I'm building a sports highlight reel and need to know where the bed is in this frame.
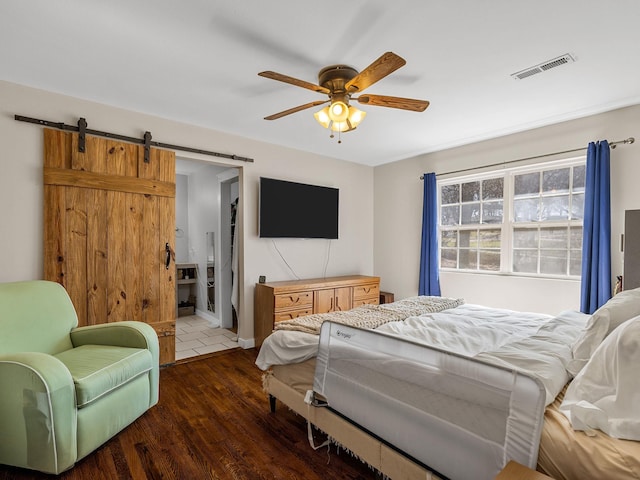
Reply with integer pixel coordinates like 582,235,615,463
256,293,640,480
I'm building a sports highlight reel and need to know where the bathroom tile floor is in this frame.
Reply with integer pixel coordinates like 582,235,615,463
175,314,239,361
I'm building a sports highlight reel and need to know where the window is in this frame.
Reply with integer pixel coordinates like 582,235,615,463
439,159,585,277
440,178,503,271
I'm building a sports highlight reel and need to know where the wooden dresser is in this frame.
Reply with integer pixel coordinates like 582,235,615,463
254,275,380,346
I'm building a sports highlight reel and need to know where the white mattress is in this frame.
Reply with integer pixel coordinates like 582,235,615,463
258,303,588,405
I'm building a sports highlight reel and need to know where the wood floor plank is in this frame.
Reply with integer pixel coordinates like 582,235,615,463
0,349,375,480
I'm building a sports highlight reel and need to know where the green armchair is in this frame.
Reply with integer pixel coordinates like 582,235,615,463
0,280,159,474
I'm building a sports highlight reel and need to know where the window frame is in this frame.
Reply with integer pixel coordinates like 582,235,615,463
437,156,586,279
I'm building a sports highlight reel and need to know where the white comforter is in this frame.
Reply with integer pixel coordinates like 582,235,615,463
256,304,589,405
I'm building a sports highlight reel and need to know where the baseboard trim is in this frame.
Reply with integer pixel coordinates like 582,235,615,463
238,337,255,349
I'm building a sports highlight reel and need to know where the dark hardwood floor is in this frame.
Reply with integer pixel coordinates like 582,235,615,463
0,349,376,480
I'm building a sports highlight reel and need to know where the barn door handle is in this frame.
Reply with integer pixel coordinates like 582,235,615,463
165,243,172,270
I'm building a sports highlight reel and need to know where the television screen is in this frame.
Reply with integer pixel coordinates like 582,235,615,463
259,177,339,239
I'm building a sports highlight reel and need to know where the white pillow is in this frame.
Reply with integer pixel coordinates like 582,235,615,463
568,287,640,376
560,315,640,440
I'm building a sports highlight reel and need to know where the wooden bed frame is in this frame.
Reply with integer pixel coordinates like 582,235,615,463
264,372,444,480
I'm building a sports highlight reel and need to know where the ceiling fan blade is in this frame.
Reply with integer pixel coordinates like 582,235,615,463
345,52,406,92
258,71,330,94
356,94,430,112
264,100,329,120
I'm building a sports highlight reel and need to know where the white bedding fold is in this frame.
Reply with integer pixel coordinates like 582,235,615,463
560,315,640,440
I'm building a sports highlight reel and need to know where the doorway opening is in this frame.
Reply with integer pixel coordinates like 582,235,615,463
174,158,240,361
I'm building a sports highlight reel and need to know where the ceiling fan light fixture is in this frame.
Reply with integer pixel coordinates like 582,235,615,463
315,104,366,132
313,106,331,128
328,100,349,122
347,106,366,128
330,121,351,133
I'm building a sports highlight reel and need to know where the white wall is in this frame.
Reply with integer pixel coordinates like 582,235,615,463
175,174,190,262
188,164,218,315
0,80,375,346
374,105,640,314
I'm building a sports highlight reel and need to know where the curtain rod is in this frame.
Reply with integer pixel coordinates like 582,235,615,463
14,115,254,163
420,137,635,179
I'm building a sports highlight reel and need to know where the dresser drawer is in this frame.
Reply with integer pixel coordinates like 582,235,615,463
353,297,379,308
352,283,380,300
274,291,313,309
274,308,313,322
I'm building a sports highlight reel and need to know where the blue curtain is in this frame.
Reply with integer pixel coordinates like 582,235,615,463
580,140,611,314
419,173,441,296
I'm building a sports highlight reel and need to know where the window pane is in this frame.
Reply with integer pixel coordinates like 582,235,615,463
570,227,582,249
514,228,538,248
459,230,478,248
441,184,459,205
482,201,503,224
459,249,477,269
513,250,538,273
482,178,503,200
543,168,570,193
571,193,584,220
540,250,568,275
514,198,539,222
540,195,569,221
514,172,540,197
479,250,500,271
540,227,567,249
573,165,586,192
441,248,457,268
441,205,459,225
461,203,480,224
441,230,457,248
462,181,480,202
478,229,501,249
570,249,582,276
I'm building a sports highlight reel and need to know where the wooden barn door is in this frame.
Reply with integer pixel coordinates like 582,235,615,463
43,128,176,365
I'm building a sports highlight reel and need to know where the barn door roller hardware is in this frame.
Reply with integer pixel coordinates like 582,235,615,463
144,131,152,163
78,117,88,153
14,115,254,163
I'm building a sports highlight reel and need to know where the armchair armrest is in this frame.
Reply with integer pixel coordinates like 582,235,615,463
0,352,77,474
70,321,160,406
70,320,158,352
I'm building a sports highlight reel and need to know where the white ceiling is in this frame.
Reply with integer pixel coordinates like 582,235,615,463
2,0,639,167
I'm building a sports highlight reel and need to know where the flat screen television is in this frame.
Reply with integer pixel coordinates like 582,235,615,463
259,177,339,239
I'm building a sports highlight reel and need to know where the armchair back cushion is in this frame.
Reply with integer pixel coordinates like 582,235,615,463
0,280,77,355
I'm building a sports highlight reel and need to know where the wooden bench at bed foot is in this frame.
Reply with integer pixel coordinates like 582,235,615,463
495,461,554,480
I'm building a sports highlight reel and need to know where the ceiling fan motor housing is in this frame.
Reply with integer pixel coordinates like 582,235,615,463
318,65,359,95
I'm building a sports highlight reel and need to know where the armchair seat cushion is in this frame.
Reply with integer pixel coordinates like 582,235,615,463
54,345,152,408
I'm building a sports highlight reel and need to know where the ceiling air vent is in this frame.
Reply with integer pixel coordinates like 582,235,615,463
511,53,576,80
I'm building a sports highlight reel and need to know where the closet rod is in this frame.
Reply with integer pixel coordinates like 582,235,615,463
14,114,254,163
420,137,635,179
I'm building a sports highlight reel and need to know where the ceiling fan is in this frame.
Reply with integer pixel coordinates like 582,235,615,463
258,52,429,139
